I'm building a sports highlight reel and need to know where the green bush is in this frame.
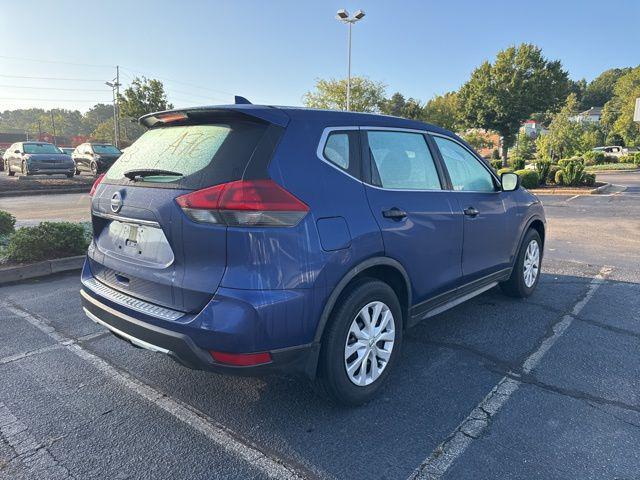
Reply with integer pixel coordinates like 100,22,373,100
582,151,606,166
497,167,514,176
558,157,583,168
6,222,89,263
634,152,640,166
514,169,540,189
562,161,586,187
618,155,635,164
555,169,564,185
533,161,551,185
490,159,503,170
509,157,526,170
548,165,561,184
604,154,619,164
583,173,596,187
0,210,16,236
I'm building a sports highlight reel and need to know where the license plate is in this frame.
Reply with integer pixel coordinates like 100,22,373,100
126,225,139,247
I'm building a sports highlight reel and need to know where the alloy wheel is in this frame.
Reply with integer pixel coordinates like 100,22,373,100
523,239,540,288
344,301,395,386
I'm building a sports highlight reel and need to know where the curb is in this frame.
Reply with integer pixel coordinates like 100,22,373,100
529,183,608,195
588,168,640,174
0,187,91,198
0,255,84,285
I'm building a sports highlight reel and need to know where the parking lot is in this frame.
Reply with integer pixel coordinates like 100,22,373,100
1,172,639,480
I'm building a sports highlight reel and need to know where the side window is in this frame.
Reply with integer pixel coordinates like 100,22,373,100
321,130,360,178
433,136,496,192
367,131,441,190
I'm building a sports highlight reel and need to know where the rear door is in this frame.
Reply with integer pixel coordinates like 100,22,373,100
362,129,463,306
430,135,510,281
89,112,281,313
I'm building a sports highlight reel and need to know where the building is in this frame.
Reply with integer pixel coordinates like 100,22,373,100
520,120,548,139
570,107,602,124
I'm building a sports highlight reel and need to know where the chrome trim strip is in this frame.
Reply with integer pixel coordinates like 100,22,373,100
82,277,184,321
92,210,160,228
83,307,170,354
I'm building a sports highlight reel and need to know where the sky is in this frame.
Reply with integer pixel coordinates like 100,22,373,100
0,0,639,112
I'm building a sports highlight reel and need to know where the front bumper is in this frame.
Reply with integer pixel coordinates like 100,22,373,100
80,284,320,377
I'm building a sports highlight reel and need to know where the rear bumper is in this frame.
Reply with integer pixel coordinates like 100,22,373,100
80,286,320,377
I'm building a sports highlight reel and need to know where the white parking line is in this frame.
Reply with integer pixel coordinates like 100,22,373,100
408,265,612,480
0,301,306,480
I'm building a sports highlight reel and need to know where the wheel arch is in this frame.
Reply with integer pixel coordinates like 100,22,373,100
313,257,412,346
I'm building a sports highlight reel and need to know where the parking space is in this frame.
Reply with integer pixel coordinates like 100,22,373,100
1,172,639,479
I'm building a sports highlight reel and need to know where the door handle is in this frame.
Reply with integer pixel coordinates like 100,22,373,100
382,207,407,220
463,206,479,217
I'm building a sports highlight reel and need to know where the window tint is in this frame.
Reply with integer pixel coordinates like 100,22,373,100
323,132,350,169
23,143,60,154
93,144,121,155
367,131,441,190
433,136,496,192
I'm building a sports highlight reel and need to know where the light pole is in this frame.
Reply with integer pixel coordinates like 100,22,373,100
336,9,365,111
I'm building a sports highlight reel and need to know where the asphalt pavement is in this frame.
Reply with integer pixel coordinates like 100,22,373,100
0,172,639,479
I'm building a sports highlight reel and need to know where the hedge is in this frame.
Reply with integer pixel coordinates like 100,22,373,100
6,222,90,263
0,210,15,236
497,167,513,176
514,169,539,189
583,151,606,166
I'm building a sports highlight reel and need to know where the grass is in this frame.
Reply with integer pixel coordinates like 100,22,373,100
585,162,638,171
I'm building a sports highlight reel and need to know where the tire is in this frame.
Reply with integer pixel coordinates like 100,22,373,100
316,279,403,406
7,165,14,176
90,162,98,176
500,228,542,298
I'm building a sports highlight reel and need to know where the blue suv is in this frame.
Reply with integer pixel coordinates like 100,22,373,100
80,102,545,405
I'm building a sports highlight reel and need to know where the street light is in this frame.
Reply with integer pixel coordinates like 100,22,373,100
335,9,365,111
105,66,121,148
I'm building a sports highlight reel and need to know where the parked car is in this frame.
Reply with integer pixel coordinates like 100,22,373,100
0,149,5,171
72,143,122,176
59,147,75,155
4,141,75,178
80,103,546,405
593,146,628,158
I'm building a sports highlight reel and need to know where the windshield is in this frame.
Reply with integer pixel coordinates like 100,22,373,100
92,144,121,155
23,143,61,154
104,121,268,188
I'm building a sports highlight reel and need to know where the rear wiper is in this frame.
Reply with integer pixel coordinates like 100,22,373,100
124,169,184,181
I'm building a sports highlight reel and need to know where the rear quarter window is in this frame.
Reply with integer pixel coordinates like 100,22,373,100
104,120,271,190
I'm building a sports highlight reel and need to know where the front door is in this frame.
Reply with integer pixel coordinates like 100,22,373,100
431,135,510,282
363,129,463,306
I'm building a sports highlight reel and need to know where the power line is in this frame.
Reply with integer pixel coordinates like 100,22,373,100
0,74,104,82
0,54,113,68
120,66,236,98
0,97,111,103
0,84,107,92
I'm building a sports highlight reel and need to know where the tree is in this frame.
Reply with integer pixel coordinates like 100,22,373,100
581,68,631,109
83,104,114,134
535,94,587,160
460,130,495,151
457,44,569,165
303,77,386,112
118,77,173,120
512,131,536,160
381,92,407,117
91,119,117,143
423,92,459,131
600,66,640,147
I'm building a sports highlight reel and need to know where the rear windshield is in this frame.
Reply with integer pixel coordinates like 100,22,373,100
93,144,121,155
104,121,269,189
23,143,60,154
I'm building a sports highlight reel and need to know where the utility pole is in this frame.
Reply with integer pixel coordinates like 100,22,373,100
106,65,121,148
50,111,57,145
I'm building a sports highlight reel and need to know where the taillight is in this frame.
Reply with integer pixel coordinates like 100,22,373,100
175,179,309,227
210,350,272,366
89,173,105,197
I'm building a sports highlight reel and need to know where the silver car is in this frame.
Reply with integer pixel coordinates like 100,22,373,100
4,142,75,178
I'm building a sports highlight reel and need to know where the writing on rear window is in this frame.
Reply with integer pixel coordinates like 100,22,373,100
106,125,231,182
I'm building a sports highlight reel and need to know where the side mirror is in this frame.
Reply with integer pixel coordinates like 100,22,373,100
14,150,20,154
501,172,520,192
